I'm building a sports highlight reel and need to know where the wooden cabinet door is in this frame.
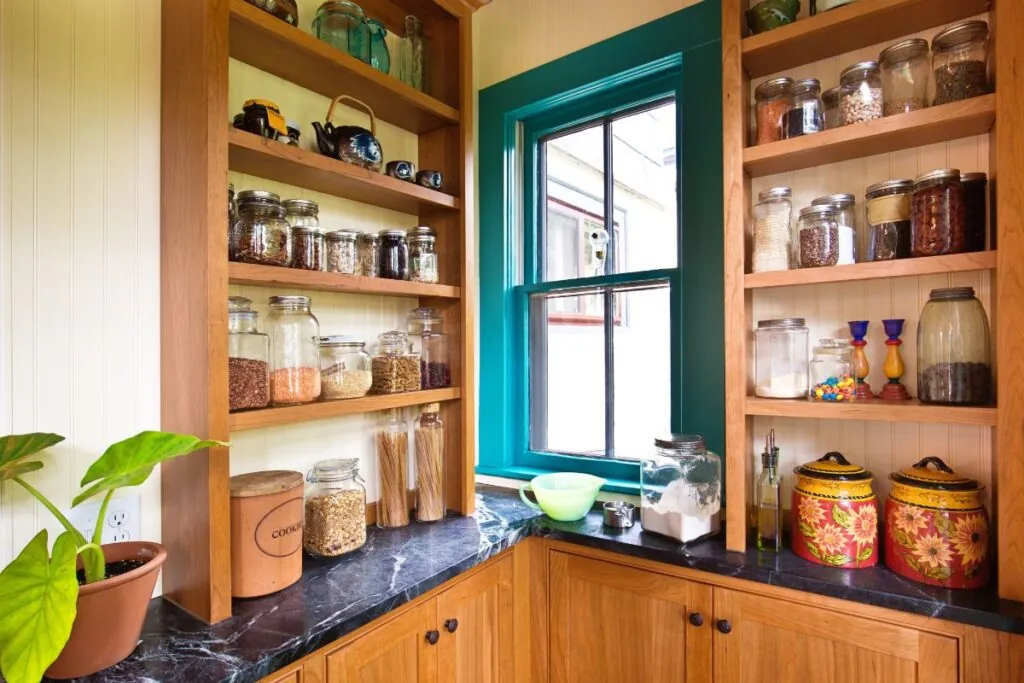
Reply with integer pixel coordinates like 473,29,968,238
326,600,438,683
436,555,514,683
713,587,958,683
549,550,713,683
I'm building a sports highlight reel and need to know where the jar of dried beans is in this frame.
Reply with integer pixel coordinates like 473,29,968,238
291,227,325,271
754,77,793,146
751,187,793,273
839,60,883,125
408,226,439,283
784,78,824,139
918,287,991,405
797,205,841,268
371,331,421,394
379,229,409,280
408,307,451,389
810,193,856,264
325,230,358,274
961,172,988,252
304,458,367,557
357,232,380,277
319,336,372,400
228,308,270,412
879,38,929,116
932,20,990,106
267,295,321,405
865,179,913,261
233,190,292,266
911,168,965,257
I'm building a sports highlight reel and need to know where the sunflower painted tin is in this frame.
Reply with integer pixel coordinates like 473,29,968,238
885,457,989,589
791,452,878,569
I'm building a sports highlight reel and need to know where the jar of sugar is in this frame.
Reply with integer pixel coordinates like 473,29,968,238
640,434,722,544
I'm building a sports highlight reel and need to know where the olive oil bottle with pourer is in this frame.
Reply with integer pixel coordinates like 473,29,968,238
756,429,783,552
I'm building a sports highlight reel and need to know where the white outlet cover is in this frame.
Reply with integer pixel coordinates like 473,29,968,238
67,493,141,545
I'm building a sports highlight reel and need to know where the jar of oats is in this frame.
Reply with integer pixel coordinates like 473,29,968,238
319,336,372,400
304,458,367,558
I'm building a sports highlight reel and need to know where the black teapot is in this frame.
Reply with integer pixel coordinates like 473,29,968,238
312,95,383,172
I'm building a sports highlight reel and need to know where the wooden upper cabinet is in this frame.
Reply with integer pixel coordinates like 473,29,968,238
549,551,713,683
326,600,438,683
712,587,958,683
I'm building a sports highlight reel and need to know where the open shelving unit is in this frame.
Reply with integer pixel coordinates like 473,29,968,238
722,0,1024,602
161,0,478,623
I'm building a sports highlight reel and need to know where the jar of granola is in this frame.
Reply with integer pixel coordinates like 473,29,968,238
357,232,381,277
326,230,359,274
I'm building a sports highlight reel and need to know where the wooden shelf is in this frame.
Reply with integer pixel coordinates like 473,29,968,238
230,387,461,432
744,95,995,176
742,0,993,78
228,0,459,134
228,128,459,215
745,251,996,289
229,262,461,298
745,396,997,426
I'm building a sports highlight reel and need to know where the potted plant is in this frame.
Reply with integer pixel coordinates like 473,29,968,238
0,431,226,683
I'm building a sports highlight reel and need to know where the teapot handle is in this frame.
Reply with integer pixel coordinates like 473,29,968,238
912,456,955,473
819,451,852,466
326,95,378,137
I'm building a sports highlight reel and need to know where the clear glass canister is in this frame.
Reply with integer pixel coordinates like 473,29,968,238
961,172,988,252
809,339,856,401
911,168,965,257
284,198,320,231
379,229,409,280
751,187,793,273
228,183,239,260
233,190,291,267
228,309,270,412
304,458,367,557
408,226,439,283
312,1,370,63
811,193,856,264
918,287,992,405
229,295,252,312
755,318,809,399
371,330,421,394
408,307,450,389
797,205,840,268
822,86,841,130
291,227,325,271
839,60,883,125
318,335,372,400
266,295,321,405
377,408,410,528
865,179,913,261
357,232,380,277
640,434,721,543
784,78,824,139
879,38,930,116
754,77,793,146
415,404,445,522
932,20,990,105
398,15,424,91
367,19,390,74
325,230,359,274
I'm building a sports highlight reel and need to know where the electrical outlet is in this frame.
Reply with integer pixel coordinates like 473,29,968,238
67,494,141,545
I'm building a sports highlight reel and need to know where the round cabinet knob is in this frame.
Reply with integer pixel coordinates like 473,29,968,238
444,618,459,633
716,619,732,635
688,612,704,627
425,630,440,645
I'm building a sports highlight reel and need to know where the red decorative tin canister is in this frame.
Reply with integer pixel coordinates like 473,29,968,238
791,452,878,569
885,457,989,589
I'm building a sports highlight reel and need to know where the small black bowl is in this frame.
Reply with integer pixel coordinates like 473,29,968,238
415,170,444,190
385,160,416,182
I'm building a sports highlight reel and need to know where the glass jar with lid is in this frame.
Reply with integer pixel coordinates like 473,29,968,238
357,232,380,277
911,168,965,257
312,1,370,63
754,77,793,146
784,78,824,139
822,86,841,130
755,318,809,399
839,60,883,125
233,190,291,266
325,230,358,274
379,229,409,280
640,434,721,544
283,198,320,231
371,330,421,394
797,205,841,268
318,336,372,400
303,458,367,557
751,187,793,273
811,193,857,264
228,308,270,412
408,226,439,283
865,179,913,260
228,183,239,261
408,307,450,389
229,295,252,312
266,295,321,405
932,20,990,105
961,172,988,252
918,287,991,405
377,408,410,528
415,404,445,522
809,339,856,401
879,38,930,116
291,227,325,271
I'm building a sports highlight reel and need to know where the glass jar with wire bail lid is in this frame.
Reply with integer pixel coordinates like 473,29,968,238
784,78,824,139
266,295,321,405
751,187,793,273
932,20,990,105
325,230,359,274
879,38,930,115
228,307,270,412
303,458,367,558
640,434,721,544
754,77,793,146
911,168,965,257
811,193,856,264
233,190,292,266
797,204,841,268
318,336,372,400
865,179,913,260
379,229,409,280
357,232,380,277
839,60,883,125
755,318,809,399
408,226,439,283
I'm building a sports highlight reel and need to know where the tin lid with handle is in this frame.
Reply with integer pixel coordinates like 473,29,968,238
794,451,872,481
230,470,304,498
890,456,982,492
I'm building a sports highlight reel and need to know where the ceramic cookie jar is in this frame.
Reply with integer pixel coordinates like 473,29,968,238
791,452,879,569
885,457,990,589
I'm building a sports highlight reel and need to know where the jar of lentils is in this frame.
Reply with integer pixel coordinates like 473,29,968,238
326,230,359,274
839,60,883,125
911,168,965,257
408,226,439,283
879,38,929,115
266,295,321,405
380,229,409,280
932,20,990,106
797,205,841,268
357,232,381,277
865,179,913,261
810,193,856,264
754,77,793,146
291,227,325,271
233,190,291,266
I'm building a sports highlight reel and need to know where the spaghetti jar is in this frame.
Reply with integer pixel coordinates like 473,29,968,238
415,404,446,522
377,408,410,528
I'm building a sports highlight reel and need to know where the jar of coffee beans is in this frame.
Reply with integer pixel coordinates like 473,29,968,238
754,77,793,145
379,229,409,280
797,204,841,268
233,190,292,266
839,61,883,125
932,20,990,106
911,169,965,257
918,287,991,405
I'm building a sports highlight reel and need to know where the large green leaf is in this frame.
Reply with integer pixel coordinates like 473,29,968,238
0,531,79,683
0,433,64,482
73,431,227,506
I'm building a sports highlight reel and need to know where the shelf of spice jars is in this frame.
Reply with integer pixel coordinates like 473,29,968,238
229,387,461,432
744,396,997,426
743,94,995,177
741,0,992,79
228,129,460,215
744,251,996,289
228,262,461,299
228,0,459,134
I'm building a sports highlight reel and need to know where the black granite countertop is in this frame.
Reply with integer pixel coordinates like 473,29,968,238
67,485,1024,683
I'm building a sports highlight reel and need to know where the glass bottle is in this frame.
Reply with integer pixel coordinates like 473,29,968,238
312,1,370,63
784,78,824,139
357,232,381,277
415,404,445,522
408,307,450,389
755,430,782,552
754,77,793,146
325,230,359,274
318,336,372,400
233,190,291,266
754,318,808,399
797,205,840,268
865,179,913,260
367,19,390,74
371,330,421,394
377,408,410,528
911,168,966,257
932,20,990,105
879,38,929,115
228,309,270,412
379,229,409,280
408,226,439,283
304,458,367,557
398,15,425,91
639,434,722,543
266,295,321,405
810,193,856,264
839,60,883,125
809,339,856,401
918,287,992,405
751,187,793,273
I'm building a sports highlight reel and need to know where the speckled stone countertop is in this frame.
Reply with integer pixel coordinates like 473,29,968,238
65,485,1024,683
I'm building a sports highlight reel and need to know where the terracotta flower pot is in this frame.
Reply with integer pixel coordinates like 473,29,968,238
46,541,166,680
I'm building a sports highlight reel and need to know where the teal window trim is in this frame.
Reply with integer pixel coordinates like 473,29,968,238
478,2,725,498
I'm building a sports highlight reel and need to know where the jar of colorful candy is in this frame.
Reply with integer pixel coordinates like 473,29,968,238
809,339,856,402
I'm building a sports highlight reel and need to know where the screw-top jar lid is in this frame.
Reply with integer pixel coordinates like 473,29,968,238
932,20,989,52
236,189,281,204
914,168,961,187
816,338,851,349
792,78,821,95
319,335,365,347
229,295,252,312
865,179,913,197
325,229,359,242
230,470,303,498
754,77,793,100
758,187,791,201
291,226,320,236
757,317,806,329
812,193,855,208
408,226,436,238
794,451,872,482
282,198,319,214
379,228,407,238
878,38,929,67
840,60,880,84
822,86,841,105
269,295,311,308
654,433,706,454
961,171,987,183
307,457,360,483
799,204,836,219
357,231,380,244
929,286,975,301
